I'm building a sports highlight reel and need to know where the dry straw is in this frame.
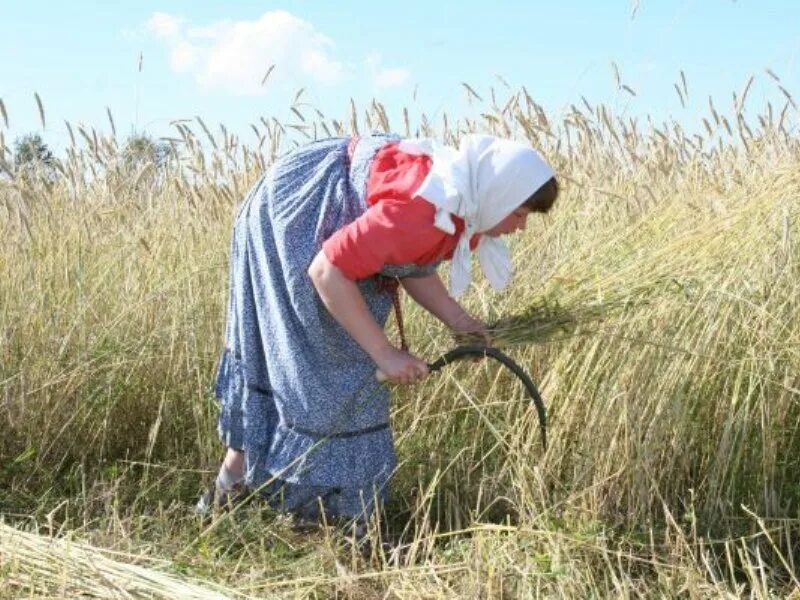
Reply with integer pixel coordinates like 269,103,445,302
0,522,245,600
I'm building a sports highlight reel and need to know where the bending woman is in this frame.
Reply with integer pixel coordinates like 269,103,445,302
196,133,559,523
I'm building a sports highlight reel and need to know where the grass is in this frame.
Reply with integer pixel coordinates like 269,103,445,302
1,76,799,598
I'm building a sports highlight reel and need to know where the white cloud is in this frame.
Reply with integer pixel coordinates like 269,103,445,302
365,53,410,88
146,10,348,95
147,12,183,41
302,50,346,85
170,41,197,72
375,67,411,87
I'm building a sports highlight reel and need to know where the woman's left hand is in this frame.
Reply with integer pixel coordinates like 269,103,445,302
450,314,493,347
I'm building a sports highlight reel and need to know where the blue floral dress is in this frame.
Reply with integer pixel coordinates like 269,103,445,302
214,134,438,520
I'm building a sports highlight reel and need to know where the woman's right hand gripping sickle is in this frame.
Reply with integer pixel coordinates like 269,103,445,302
374,345,429,385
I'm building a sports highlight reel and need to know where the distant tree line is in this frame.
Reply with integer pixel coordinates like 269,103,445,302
13,133,55,171
5,132,172,180
120,134,172,171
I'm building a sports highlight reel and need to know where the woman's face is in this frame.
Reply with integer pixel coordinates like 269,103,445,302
484,206,531,237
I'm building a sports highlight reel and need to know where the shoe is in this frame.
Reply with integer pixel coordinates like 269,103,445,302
194,480,247,515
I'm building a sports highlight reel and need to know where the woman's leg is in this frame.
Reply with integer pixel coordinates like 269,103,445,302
215,446,245,494
195,447,245,514
223,446,245,474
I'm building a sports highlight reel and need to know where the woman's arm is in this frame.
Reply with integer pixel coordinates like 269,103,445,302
307,250,429,384
400,271,489,340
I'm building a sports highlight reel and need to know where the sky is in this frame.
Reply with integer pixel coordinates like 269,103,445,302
2,1,799,154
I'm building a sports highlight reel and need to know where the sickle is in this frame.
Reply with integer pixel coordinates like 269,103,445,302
377,344,547,450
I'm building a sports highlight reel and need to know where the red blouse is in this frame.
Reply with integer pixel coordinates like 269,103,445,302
322,141,479,280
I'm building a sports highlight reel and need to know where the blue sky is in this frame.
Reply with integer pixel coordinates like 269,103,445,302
2,1,799,153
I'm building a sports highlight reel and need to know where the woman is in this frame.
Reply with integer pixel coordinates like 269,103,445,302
196,133,558,523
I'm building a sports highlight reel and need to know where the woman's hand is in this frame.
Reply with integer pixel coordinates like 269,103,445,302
450,313,493,347
374,346,430,385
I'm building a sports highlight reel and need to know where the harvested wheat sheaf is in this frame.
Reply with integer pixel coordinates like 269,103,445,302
0,522,244,600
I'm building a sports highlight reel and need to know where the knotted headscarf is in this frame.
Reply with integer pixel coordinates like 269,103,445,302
398,135,554,297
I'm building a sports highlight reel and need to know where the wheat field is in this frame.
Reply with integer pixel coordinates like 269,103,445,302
1,78,799,598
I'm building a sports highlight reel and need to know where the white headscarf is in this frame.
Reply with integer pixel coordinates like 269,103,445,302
398,134,555,297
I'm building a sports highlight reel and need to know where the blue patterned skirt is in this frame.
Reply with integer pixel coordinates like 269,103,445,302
213,134,436,520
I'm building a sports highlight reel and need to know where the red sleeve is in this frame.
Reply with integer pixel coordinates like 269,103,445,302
322,198,449,280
